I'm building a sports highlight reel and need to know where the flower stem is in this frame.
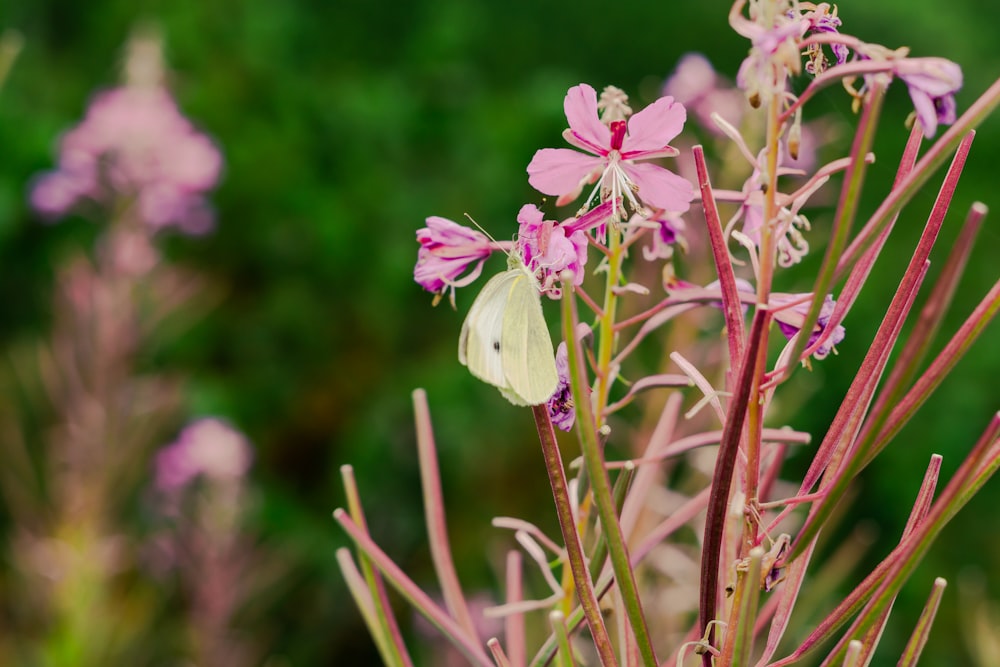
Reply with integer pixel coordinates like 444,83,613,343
531,404,618,667
561,272,657,667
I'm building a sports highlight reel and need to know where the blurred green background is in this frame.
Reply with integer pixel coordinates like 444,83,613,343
1,0,999,664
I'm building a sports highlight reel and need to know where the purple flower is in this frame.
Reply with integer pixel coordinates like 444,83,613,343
772,293,845,359
800,5,849,70
30,86,222,234
527,84,694,213
414,216,493,302
640,210,686,261
895,58,962,138
547,323,592,431
155,418,253,492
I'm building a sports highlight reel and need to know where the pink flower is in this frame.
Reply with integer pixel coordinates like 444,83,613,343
894,58,962,138
526,84,694,214
663,53,747,135
30,86,222,234
415,216,493,302
155,418,253,492
516,204,588,287
515,199,616,292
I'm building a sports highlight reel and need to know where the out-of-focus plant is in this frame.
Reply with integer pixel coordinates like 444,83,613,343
0,25,268,666
336,1,1000,665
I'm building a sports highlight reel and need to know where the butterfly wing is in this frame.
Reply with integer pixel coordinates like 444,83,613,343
459,269,516,389
499,267,558,406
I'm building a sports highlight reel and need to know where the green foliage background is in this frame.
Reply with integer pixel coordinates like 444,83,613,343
1,0,999,664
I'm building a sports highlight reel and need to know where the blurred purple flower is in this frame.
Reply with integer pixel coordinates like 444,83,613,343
801,5,849,70
414,216,493,302
30,86,223,234
772,293,845,359
894,58,962,138
156,418,253,492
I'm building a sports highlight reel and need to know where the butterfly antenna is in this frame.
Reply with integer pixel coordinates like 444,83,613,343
464,213,514,259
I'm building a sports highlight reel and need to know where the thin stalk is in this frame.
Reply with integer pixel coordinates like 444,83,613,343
867,201,985,428
728,547,764,667
336,548,400,667
505,551,526,667
896,578,947,667
334,509,493,667
699,309,769,661
413,389,478,640
531,404,618,667
561,273,656,667
488,638,512,667
341,466,414,667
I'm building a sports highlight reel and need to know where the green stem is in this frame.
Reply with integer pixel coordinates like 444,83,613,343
561,274,656,667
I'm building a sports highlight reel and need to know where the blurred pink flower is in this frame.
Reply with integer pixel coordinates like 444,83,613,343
30,86,222,234
156,418,253,492
895,57,962,138
662,53,746,134
527,84,694,213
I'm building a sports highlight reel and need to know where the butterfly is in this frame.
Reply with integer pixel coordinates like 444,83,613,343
458,253,559,406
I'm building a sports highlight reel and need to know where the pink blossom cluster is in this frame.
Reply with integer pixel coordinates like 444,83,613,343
31,86,222,234
155,418,253,492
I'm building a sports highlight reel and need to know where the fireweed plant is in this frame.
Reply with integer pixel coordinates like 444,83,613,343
3,28,270,665
337,1,1000,665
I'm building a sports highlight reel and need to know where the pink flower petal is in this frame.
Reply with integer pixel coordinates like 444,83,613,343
622,95,687,157
527,148,603,197
563,84,611,155
623,161,694,212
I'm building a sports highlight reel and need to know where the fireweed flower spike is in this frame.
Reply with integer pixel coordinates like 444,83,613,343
731,0,810,107
526,83,695,216
415,216,494,305
30,86,222,234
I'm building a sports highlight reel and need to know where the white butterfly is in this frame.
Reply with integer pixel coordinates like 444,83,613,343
458,254,559,406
